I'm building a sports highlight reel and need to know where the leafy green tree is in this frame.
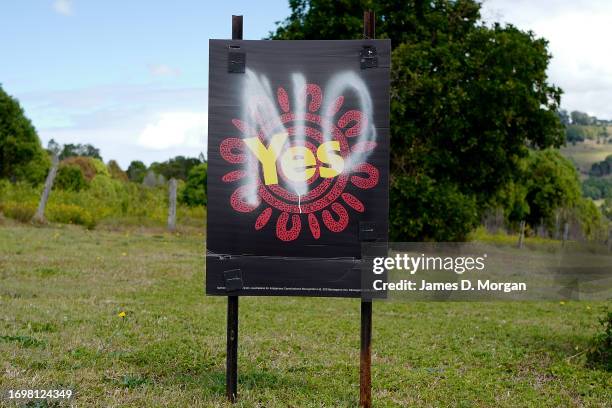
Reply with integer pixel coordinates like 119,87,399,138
55,164,88,192
601,197,612,220
566,125,586,144
582,177,612,200
150,156,202,181
589,155,612,177
523,149,581,226
0,85,50,183
272,0,564,240
127,160,147,183
571,110,594,126
59,143,102,160
180,163,207,206
390,175,477,241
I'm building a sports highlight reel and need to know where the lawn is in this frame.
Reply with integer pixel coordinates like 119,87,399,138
0,222,610,407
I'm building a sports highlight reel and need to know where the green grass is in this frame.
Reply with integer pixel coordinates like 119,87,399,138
0,222,610,407
561,140,612,175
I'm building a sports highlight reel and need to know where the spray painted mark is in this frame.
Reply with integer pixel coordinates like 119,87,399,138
220,69,379,241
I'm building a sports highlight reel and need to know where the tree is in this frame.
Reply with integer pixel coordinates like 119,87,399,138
523,150,581,227
180,163,207,206
59,143,102,160
107,160,128,182
272,0,564,240
55,164,88,192
557,109,570,126
127,160,147,183
0,85,50,183
566,125,586,144
570,110,594,126
589,155,612,177
150,156,202,181
47,139,62,155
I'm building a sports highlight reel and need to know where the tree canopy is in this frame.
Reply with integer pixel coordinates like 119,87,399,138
272,0,565,240
0,85,49,183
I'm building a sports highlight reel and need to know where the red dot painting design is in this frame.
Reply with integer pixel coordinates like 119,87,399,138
220,82,380,242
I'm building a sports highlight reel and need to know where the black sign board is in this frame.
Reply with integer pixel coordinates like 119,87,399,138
206,39,390,297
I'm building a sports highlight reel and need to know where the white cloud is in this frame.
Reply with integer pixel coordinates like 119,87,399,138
481,0,612,119
53,0,73,16
17,84,208,167
148,64,182,78
138,112,207,150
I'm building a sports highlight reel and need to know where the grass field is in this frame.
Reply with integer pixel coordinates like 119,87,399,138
561,140,612,175
0,222,610,407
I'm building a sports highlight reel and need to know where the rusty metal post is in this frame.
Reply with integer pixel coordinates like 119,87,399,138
226,15,243,404
360,11,375,408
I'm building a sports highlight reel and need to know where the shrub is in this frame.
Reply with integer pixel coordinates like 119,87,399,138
91,158,110,177
108,160,128,182
127,160,147,183
180,163,207,206
390,175,479,241
61,156,98,181
55,164,88,192
47,203,96,229
0,201,36,223
586,308,612,372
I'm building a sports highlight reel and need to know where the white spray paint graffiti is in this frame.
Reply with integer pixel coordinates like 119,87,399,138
320,70,376,172
240,68,376,207
291,73,308,212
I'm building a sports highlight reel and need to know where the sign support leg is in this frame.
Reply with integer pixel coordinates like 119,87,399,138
226,295,239,402
360,11,375,408
226,15,243,404
359,300,372,408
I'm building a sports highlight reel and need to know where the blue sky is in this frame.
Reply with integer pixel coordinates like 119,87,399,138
0,0,289,167
1,1,611,167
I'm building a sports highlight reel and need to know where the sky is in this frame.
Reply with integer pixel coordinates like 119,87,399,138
0,1,610,167
480,0,612,120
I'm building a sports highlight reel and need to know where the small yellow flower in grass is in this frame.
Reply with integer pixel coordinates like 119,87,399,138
586,306,591,310
121,252,127,257
559,301,566,305
118,311,126,318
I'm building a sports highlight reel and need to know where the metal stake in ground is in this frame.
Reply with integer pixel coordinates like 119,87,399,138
226,14,242,404
360,11,375,408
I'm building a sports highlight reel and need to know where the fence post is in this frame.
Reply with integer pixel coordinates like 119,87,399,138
517,220,525,249
32,153,59,224
168,178,177,232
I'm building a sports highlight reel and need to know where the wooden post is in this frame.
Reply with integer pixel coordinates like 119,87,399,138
517,220,525,249
360,10,374,408
226,14,242,404
562,222,569,248
167,178,177,232
32,153,59,224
